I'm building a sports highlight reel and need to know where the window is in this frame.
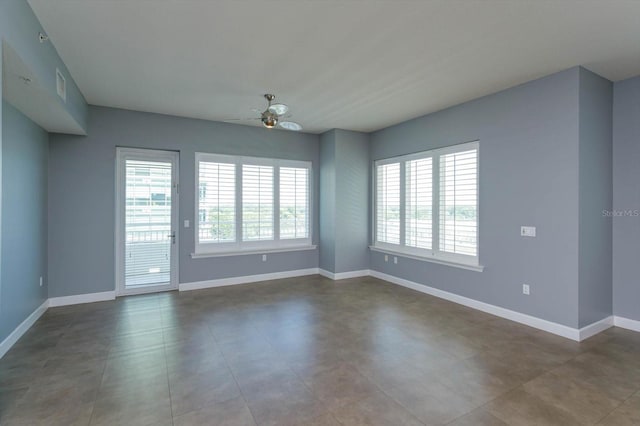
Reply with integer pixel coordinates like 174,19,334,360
280,167,310,240
376,163,400,244
405,157,432,250
242,165,274,241
195,153,312,255
439,148,478,257
198,160,236,244
374,141,479,266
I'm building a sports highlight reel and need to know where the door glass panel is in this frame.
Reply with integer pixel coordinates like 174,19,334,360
125,159,173,289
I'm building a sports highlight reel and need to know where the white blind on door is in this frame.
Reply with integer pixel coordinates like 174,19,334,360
376,162,401,245
125,160,172,288
439,148,478,256
242,165,274,241
405,157,432,250
198,161,236,243
280,167,309,240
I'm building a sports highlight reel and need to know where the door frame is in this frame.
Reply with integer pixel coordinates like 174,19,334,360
115,147,179,296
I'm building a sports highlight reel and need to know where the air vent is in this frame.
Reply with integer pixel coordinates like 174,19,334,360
56,68,66,102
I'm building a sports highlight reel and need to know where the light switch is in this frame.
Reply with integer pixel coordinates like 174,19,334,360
521,226,536,237
184,220,190,228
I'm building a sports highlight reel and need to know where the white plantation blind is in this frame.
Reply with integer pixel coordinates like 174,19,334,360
198,161,236,244
439,148,478,256
374,141,479,266
242,164,274,241
376,162,401,244
125,160,173,288
405,157,432,250
195,154,311,254
280,167,309,240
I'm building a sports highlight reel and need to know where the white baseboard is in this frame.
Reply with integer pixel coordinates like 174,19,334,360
3,270,637,360
578,316,614,341
49,291,115,307
318,269,333,279
319,269,371,280
179,268,320,291
614,316,640,332
0,299,49,359
370,270,599,342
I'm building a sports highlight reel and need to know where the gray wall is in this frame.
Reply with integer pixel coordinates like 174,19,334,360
48,106,319,297
577,68,613,327
613,75,640,322
319,131,336,272
0,0,626,334
334,130,370,273
319,130,370,274
0,0,84,346
0,101,48,343
370,68,582,328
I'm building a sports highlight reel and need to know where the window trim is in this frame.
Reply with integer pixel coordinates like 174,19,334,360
369,245,484,272
373,141,480,267
191,244,317,259
194,153,313,256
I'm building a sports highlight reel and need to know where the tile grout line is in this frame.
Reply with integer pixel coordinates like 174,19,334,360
374,280,502,424
278,343,350,426
452,342,625,426
161,311,176,426
85,317,109,426
207,321,259,426
592,386,638,424
266,334,338,425
539,347,627,424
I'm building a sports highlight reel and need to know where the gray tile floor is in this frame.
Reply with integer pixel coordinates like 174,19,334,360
1,275,639,425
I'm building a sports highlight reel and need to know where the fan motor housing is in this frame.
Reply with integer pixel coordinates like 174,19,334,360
261,110,278,128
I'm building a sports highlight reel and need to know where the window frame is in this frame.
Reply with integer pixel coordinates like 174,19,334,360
194,153,313,256
375,161,402,246
279,165,312,242
373,141,480,267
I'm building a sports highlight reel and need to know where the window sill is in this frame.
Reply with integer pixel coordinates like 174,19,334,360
369,246,484,272
191,245,317,259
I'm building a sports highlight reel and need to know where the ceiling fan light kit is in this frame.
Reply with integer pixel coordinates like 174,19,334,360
261,112,278,128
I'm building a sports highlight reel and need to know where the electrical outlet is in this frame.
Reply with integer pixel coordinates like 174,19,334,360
384,255,388,262
394,257,398,264
522,284,530,295
184,219,190,228
262,254,267,262
39,276,43,287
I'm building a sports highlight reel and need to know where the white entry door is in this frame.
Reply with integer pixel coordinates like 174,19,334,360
116,148,179,296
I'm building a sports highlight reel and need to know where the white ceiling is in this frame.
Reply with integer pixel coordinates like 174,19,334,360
28,0,640,134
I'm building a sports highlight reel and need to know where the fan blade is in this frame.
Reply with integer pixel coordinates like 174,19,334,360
278,121,303,131
222,117,261,121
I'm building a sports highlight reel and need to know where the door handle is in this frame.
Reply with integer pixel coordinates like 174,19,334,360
167,232,176,244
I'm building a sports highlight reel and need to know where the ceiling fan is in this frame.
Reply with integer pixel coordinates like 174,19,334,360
224,94,303,131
